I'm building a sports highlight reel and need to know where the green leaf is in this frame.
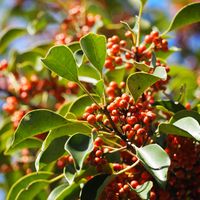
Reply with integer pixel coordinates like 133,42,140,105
41,45,79,82
155,47,181,60
159,110,200,141
80,33,106,74
94,79,104,97
8,109,68,150
129,181,153,200
0,28,27,53
81,174,111,200
64,133,94,170
64,164,77,185
164,2,200,34
127,67,167,102
6,172,52,200
78,64,101,84
136,144,170,187
48,182,81,200
35,123,91,171
105,66,125,84
153,100,185,113
47,184,68,200
134,61,152,72
68,42,81,53
5,137,42,155
69,94,100,118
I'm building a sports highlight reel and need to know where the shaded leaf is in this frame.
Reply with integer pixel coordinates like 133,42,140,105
65,133,94,170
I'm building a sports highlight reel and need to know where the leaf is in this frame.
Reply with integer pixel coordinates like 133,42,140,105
41,45,79,82
8,109,68,150
35,123,91,171
94,79,104,97
136,144,170,187
81,174,111,200
64,164,77,185
78,64,101,84
153,100,185,113
155,47,181,60
164,2,200,34
47,184,68,200
134,61,152,72
6,172,52,200
159,110,200,141
68,42,81,53
127,67,166,102
5,137,42,155
80,33,106,74
69,94,100,118
64,133,94,171
0,28,27,53
129,181,153,200
105,66,125,84
48,182,81,200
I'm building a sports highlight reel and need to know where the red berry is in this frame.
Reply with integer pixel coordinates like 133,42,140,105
87,114,96,125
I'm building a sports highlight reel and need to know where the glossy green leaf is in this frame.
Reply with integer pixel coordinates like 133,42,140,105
0,28,27,53
47,184,68,200
129,181,153,200
69,94,100,118
159,111,200,141
41,45,79,82
8,109,68,149
15,180,48,200
127,67,166,102
5,137,42,155
81,174,111,200
80,33,106,74
6,172,52,200
94,79,104,97
164,2,200,34
65,133,94,170
35,123,91,171
136,144,170,187
48,182,81,200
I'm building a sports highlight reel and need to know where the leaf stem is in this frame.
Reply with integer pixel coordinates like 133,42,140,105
49,173,64,183
136,4,143,47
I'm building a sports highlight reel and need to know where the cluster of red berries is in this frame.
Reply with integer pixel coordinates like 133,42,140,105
55,4,100,44
160,136,200,199
100,165,155,200
105,30,169,71
83,82,156,147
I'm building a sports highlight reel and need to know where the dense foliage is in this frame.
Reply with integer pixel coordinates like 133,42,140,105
0,0,200,199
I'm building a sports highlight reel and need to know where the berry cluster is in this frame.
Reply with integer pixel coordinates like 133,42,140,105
161,136,200,199
83,82,156,147
55,4,100,44
105,31,169,72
